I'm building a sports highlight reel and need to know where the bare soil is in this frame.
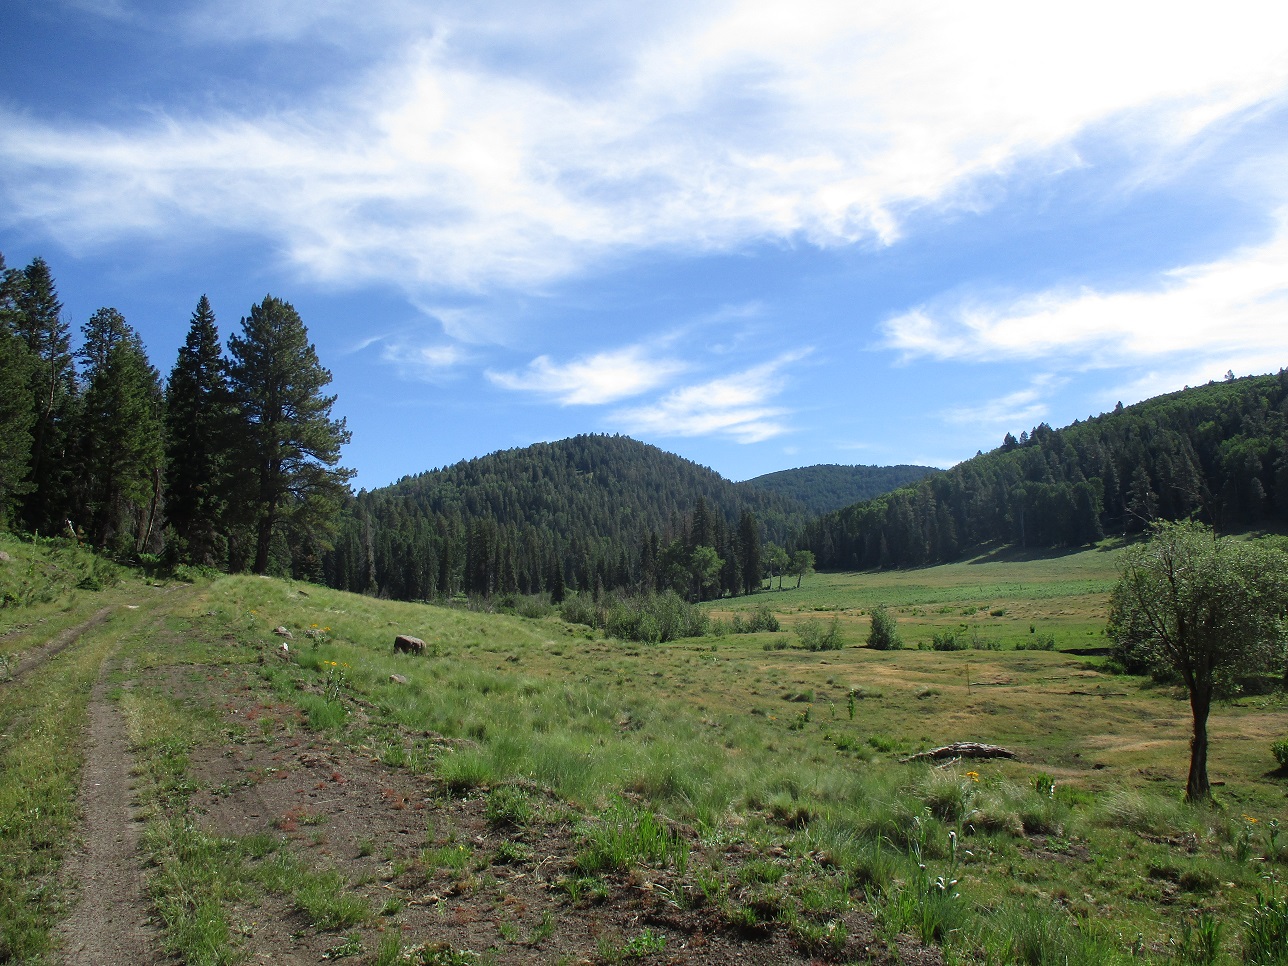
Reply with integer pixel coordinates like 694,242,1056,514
54,659,163,965
169,663,944,965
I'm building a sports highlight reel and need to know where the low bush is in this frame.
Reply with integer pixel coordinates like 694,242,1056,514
1272,738,1288,771
797,616,843,651
931,631,964,652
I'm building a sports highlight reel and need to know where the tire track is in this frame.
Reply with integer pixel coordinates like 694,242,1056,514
2,607,114,683
54,658,163,965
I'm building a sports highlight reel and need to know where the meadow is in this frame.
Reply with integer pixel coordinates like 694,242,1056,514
1,534,1286,964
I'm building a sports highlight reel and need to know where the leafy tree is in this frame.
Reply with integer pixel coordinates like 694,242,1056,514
76,308,165,552
689,545,723,601
165,295,236,566
764,542,789,590
11,257,76,534
228,295,353,575
0,255,35,524
1107,520,1288,801
788,549,815,589
866,603,901,650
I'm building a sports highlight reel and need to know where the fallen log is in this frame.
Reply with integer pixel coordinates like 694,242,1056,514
901,742,1017,764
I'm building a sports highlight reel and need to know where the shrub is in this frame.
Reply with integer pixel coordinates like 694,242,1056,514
559,594,600,628
867,604,901,650
797,616,843,651
1273,738,1288,771
1016,632,1055,652
745,604,780,633
931,631,964,652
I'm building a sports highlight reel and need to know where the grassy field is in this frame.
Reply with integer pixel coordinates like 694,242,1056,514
2,535,1287,964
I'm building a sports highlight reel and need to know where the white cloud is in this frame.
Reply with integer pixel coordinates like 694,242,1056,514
943,375,1066,430
3,2,1287,302
613,350,809,443
487,345,687,405
882,209,1288,371
380,341,469,378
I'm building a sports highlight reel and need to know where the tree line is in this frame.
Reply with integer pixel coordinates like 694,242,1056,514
319,433,819,602
799,371,1288,569
0,253,352,576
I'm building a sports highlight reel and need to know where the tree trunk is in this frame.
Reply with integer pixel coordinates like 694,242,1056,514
1186,688,1211,802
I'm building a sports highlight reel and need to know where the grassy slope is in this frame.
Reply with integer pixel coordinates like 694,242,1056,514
3,536,1287,963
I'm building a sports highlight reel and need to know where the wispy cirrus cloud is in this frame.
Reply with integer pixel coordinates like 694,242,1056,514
943,375,1067,431
4,2,1287,305
380,341,470,379
882,209,1288,373
487,345,687,405
613,350,811,444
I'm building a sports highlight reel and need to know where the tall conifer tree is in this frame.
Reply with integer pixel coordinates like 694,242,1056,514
165,295,235,565
737,509,761,596
0,254,35,525
76,308,165,552
13,257,76,534
228,295,352,575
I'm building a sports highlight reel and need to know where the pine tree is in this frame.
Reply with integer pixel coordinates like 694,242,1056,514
165,296,236,566
76,308,165,552
737,509,761,596
228,295,353,575
12,257,76,534
0,254,35,525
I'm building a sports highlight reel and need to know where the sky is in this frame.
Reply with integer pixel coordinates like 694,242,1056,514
3,2,1288,490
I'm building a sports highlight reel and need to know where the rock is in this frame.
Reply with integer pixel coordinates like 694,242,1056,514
394,634,426,655
389,673,408,684
900,742,1017,764
0,551,10,562
273,626,293,639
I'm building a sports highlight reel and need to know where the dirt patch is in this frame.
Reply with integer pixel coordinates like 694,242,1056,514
54,661,162,965
174,665,944,965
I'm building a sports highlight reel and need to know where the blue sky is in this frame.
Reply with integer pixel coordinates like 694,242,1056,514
3,2,1287,490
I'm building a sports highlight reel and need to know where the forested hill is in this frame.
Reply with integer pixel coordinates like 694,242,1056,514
741,463,940,515
322,434,812,600
800,370,1288,570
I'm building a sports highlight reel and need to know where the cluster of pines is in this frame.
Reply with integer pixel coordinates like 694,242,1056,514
0,253,351,577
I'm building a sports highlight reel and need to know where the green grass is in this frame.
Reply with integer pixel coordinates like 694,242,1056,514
6,539,1288,963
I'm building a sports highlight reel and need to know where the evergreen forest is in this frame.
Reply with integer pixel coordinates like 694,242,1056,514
799,371,1288,569
0,253,352,577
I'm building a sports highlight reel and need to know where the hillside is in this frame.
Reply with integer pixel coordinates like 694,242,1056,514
741,463,939,515
323,434,812,600
802,370,1288,568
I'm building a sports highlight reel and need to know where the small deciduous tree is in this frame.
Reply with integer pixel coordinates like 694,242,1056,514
1107,520,1288,801
764,542,789,590
789,549,815,589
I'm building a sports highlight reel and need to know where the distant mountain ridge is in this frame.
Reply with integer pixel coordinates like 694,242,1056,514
741,463,940,515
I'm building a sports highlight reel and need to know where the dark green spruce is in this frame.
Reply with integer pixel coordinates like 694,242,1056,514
0,254,36,526
75,307,165,552
10,257,76,535
165,295,236,567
